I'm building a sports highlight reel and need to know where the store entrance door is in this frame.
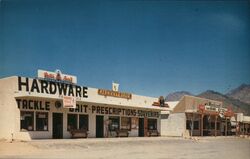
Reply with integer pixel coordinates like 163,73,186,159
96,115,104,138
53,113,63,139
139,118,144,137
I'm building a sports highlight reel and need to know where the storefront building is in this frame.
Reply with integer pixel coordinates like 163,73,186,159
0,70,169,140
161,95,235,137
236,113,250,136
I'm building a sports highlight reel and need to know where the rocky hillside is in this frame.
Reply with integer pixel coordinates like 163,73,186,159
165,91,193,101
226,84,250,104
198,90,250,115
165,84,250,115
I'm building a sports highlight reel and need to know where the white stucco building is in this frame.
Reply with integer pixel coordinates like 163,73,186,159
0,70,169,140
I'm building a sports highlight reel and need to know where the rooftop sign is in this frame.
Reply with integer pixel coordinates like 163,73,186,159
98,89,132,99
38,69,77,84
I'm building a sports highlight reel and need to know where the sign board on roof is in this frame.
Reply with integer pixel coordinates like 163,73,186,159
38,69,77,84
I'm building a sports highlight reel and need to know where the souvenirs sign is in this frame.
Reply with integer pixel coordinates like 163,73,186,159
16,98,159,118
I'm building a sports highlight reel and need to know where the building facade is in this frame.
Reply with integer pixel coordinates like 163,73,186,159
236,113,250,136
0,70,169,140
161,95,235,137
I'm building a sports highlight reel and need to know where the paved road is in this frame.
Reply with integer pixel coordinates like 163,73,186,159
0,137,249,159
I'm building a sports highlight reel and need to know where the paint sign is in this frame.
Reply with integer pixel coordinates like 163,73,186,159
38,69,77,84
98,89,132,99
63,96,76,108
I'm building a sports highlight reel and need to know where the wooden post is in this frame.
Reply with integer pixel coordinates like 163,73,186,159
225,118,227,136
144,117,148,137
215,116,217,137
191,113,194,137
201,114,204,136
243,123,245,135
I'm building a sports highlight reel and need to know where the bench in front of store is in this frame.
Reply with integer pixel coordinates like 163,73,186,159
116,129,129,137
70,129,88,138
148,130,160,137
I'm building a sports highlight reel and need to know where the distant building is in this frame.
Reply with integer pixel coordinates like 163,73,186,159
236,113,250,136
161,95,235,137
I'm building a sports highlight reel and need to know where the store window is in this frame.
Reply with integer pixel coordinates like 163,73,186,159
36,112,48,131
186,120,191,130
20,111,34,131
186,120,199,130
193,121,199,130
109,116,120,131
148,119,157,130
121,117,131,130
67,114,77,131
79,114,88,130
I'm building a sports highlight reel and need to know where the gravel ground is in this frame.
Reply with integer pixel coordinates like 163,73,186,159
0,136,249,159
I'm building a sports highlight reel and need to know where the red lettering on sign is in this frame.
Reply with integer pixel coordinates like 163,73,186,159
44,72,55,79
198,104,205,112
63,76,73,82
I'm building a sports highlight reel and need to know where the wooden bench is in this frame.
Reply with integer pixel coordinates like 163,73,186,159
70,129,88,138
148,130,160,137
116,129,129,137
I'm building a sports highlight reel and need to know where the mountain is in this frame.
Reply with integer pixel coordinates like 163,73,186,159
198,90,250,115
226,84,250,104
165,84,250,115
165,91,193,101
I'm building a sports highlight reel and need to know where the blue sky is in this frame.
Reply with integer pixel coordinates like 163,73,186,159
1,0,250,97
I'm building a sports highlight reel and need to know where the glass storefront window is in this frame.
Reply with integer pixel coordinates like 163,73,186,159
121,117,131,130
193,121,199,130
109,116,120,131
20,111,34,131
79,114,88,130
36,112,48,131
67,114,77,131
186,120,199,130
148,119,157,130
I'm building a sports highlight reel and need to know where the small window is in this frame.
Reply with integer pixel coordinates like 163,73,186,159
79,114,88,130
148,119,157,130
109,116,120,131
36,112,48,131
121,117,131,130
20,111,34,131
67,114,77,131
160,114,169,119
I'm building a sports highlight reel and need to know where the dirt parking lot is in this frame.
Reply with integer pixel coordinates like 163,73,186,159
0,136,249,159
